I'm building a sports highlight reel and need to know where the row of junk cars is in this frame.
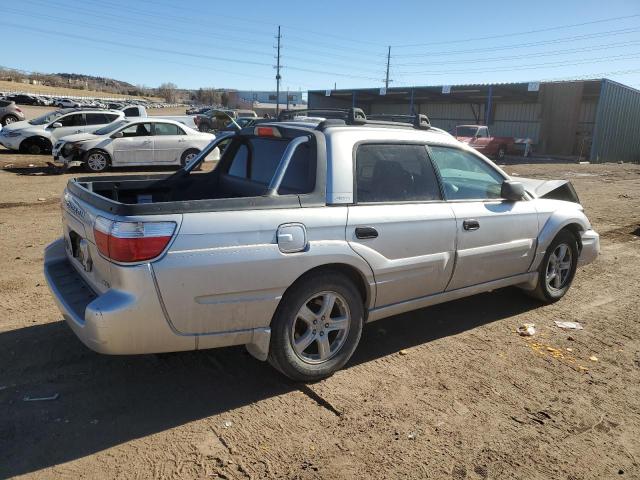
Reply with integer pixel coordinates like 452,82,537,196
0,95,257,172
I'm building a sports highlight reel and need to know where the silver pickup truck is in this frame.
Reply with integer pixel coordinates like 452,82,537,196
44,110,599,381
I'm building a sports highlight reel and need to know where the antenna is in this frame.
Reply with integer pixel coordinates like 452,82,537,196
275,25,282,117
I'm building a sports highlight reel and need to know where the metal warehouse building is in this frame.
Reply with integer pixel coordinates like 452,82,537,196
308,79,640,163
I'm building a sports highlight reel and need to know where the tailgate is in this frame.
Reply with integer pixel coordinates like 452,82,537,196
61,189,114,294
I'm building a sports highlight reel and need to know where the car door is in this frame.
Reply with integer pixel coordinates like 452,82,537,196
48,112,85,141
152,122,185,163
428,145,539,290
111,122,153,164
347,143,457,307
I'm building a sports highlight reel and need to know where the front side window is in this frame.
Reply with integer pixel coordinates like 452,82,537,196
57,114,85,127
154,123,183,136
429,146,504,200
476,127,489,138
356,144,441,203
120,123,152,137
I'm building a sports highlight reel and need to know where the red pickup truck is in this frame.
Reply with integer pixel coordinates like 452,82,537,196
455,125,515,160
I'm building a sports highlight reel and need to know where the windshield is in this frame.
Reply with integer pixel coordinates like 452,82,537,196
455,126,479,137
28,110,65,125
93,120,129,135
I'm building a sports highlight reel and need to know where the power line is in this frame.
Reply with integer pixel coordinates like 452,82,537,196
393,40,640,67
3,8,276,59
396,51,640,76
394,27,640,58
392,13,640,48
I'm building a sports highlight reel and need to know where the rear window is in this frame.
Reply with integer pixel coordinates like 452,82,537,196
226,137,315,194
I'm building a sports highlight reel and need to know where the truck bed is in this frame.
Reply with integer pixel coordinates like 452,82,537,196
69,171,305,216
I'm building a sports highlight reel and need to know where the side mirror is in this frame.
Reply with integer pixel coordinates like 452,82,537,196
50,122,62,128
501,180,525,201
111,131,124,139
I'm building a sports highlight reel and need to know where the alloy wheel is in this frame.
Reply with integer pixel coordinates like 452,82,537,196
290,291,351,364
545,243,572,291
87,153,107,171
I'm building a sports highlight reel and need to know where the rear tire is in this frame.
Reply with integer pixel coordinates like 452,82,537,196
1,115,19,126
84,150,110,173
528,230,579,304
268,272,364,382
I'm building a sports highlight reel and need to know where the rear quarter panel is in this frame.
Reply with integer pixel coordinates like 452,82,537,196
152,206,375,335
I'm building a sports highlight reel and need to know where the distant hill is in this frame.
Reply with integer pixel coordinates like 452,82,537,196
0,66,149,98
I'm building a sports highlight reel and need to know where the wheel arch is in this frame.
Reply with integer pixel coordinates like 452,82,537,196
278,262,374,317
532,211,590,271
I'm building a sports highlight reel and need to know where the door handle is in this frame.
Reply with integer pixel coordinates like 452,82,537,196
463,219,480,231
355,226,378,239
142,140,152,144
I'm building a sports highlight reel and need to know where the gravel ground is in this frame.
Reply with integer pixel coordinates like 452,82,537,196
0,144,639,479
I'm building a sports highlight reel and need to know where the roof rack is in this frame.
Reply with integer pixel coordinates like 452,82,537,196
277,108,365,122
364,113,431,130
277,108,432,131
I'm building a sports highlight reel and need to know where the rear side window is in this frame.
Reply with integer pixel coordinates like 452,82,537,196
85,113,110,125
226,137,315,194
154,123,183,136
123,107,139,117
355,144,441,203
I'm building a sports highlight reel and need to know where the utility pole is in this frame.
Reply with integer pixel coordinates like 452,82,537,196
286,87,290,110
384,46,391,90
275,25,282,116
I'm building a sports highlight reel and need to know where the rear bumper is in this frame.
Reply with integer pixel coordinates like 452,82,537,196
578,229,600,267
43,238,271,359
44,238,195,354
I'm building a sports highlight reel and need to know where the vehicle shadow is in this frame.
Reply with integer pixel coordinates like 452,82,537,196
0,288,540,477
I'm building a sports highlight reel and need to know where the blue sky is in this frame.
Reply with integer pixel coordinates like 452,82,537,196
3,0,640,92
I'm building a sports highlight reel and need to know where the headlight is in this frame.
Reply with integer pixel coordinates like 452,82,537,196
3,131,22,137
62,142,80,156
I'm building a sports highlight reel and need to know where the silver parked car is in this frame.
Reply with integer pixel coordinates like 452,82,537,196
44,110,599,381
0,100,25,126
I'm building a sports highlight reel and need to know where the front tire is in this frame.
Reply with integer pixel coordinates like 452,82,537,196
268,272,364,382
496,145,507,161
85,150,110,173
20,137,51,155
529,230,579,303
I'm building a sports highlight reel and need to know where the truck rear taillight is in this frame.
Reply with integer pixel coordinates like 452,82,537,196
94,217,176,263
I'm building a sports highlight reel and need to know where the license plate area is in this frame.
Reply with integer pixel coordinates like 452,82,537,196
67,229,92,272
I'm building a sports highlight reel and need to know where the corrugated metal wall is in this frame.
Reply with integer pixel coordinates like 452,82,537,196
492,103,540,141
591,80,640,163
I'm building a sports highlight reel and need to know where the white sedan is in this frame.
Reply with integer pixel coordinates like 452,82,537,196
52,118,217,172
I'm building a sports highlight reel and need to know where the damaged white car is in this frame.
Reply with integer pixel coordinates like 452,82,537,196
52,118,218,172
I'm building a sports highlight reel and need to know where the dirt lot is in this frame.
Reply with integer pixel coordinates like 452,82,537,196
0,145,639,479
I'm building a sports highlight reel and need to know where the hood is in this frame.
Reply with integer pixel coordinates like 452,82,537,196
1,120,32,132
512,176,581,204
58,132,99,143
